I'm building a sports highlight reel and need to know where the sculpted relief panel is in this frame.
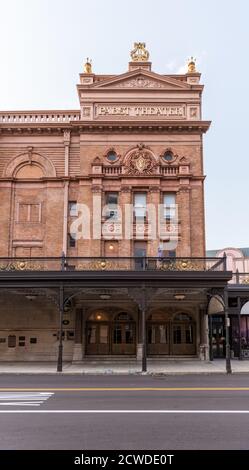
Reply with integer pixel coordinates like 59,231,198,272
124,147,157,175
112,77,165,88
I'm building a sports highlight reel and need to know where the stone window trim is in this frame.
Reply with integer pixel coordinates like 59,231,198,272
160,148,178,165
103,147,121,164
16,202,42,223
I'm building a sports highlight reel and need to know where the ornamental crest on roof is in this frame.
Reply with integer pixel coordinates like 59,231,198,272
130,42,150,62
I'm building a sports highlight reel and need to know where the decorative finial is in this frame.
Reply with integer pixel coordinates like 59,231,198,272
130,42,149,62
84,58,92,74
187,56,197,73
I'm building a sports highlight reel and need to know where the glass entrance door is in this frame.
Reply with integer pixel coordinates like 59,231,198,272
147,323,169,355
134,242,147,270
86,323,109,355
171,322,196,355
86,313,136,356
211,315,225,358
147,314,196,356
112,322,136,355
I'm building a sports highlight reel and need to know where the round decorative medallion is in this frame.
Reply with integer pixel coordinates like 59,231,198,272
125,148,156,175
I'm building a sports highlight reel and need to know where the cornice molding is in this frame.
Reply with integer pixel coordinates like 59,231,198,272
0,120,210,135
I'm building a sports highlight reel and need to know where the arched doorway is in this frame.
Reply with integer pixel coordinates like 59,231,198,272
172,313,196,355
112,312,136,355
147,317,169,355
146,311,196,356
86,311,110,355
85,310,136,355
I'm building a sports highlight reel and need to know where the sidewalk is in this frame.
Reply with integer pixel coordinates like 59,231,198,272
0,359,249,375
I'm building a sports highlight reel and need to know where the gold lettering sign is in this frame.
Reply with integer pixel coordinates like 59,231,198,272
95,105,185,118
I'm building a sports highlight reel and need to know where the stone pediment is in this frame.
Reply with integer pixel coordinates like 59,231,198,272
91,70,191,90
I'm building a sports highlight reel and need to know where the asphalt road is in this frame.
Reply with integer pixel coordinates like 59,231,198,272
0,374,249,450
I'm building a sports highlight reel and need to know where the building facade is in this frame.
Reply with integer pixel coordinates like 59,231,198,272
207,248,249,281
207,247,249,359
0,44,232,366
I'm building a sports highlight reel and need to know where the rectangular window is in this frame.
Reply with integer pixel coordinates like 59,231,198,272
0,338,6,343
134,193,147,220
68,233,76,248
163,193,176,220
69,201,78,217
105,193,118,220
18,203,41,223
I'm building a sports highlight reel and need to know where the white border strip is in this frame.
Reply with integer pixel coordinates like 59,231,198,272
0,410,249,414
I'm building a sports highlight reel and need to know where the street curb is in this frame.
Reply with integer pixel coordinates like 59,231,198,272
1,371,249,376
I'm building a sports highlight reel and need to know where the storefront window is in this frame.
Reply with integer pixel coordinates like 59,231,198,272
241,316,249,349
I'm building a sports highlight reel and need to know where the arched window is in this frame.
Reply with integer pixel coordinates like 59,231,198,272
114,312,134,322
174,313,193,322
15,164,44,178
87,311,109,321
4,152,56,178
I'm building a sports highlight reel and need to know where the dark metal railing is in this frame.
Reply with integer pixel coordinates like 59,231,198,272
231,271,249,285
0,256,226,272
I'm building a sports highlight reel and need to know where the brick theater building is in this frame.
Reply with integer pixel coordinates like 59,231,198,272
0,43,240,370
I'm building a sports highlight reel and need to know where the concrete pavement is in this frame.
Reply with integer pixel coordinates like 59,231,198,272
0,359,249,374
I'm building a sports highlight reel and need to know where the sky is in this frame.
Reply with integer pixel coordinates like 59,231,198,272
0,0,248,250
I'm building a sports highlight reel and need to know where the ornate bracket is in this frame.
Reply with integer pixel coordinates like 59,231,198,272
128,286,158,310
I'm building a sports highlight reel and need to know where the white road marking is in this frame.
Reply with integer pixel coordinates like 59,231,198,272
0,409,249,414
0,403,42,406
0,392,54,407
